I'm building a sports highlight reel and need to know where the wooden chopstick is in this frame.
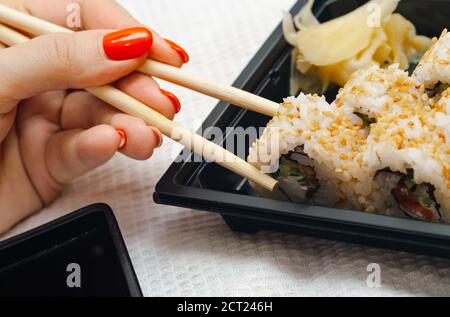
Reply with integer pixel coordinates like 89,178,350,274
139,61,279,116
0,4,279,117
0,22,278,191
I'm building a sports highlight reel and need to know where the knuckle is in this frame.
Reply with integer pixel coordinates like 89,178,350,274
47,33,78,74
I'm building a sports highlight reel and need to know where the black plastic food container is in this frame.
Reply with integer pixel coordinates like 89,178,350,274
155,0,450,259
0,204,142,297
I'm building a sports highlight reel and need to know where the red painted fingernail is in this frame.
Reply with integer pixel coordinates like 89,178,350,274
160,88,181,113
150,127,163,148
164,39,190,63
116,129,127,149
103,27,153,60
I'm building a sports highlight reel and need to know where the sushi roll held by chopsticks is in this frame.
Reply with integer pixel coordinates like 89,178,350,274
248,93,375,211
248,94,329,204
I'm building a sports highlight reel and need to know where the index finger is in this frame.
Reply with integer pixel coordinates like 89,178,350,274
0,0,186,66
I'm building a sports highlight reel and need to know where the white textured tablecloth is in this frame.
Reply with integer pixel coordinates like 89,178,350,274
3,0,450,297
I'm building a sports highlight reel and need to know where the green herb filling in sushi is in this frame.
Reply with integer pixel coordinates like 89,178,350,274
273,149,319,202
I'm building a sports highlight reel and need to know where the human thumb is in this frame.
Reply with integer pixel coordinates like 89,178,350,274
0,27,153,116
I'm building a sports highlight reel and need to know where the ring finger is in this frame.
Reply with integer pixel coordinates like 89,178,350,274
61,90,163,160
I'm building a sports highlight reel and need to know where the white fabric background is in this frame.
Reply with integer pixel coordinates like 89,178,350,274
3,0,450,296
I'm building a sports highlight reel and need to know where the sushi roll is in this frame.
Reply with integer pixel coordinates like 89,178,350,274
248,93,378,210
331,64,428,216
364,91,450,222
335,64,425,121
336,63,448,222
248,94,327,203
413,29,450,94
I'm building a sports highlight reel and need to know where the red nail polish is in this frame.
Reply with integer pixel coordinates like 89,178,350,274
164,39,190,63
103,27,153,60
160,88,181,113
116,129,127,149
150,127,163,148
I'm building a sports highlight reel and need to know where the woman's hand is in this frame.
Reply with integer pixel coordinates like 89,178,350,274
0,0,189,234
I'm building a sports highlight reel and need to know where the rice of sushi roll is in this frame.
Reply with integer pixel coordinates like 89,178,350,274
413,29,450,93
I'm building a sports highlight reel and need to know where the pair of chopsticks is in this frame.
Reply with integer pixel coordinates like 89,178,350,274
0,4,279,191
0,4,279,117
